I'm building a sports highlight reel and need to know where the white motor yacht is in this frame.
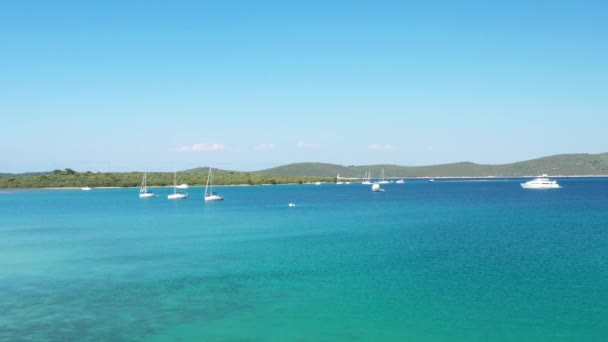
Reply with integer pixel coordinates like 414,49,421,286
521,175,560,189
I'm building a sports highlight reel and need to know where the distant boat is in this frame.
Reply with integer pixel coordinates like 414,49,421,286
81,186,91,191
521,174,560,189
176,183,189,189
378,169,390,184
314,181,322,185
362,171,372,185
371,183,385,192
396,179,405,184
336,173,344,185
204,167,223,201
139,172,156,198
429,178,435,182
168,171,188,200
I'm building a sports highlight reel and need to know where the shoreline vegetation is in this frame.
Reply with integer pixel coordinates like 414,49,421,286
1,172,607,190
1,153,607,189
1,175,607,191
0,169,334,189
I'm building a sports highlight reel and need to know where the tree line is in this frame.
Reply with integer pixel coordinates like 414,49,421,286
0,169,334,188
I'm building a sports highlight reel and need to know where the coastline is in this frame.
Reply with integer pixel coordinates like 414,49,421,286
2,175,607,191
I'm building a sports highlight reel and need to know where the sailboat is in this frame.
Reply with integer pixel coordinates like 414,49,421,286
167,170,188,200
336,173,344,185
204,167,223,201
378,169,390,184
139,172,156,198
361,171,372,185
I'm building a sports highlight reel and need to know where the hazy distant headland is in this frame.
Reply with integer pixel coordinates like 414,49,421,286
256,153,608,178
1,153,607,188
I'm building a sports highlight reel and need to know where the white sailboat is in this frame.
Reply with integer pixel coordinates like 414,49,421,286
336,173,344,185
139,172,156,198
378,169,389,184
204,167,223,201
167,171,188,200
361,171,372,185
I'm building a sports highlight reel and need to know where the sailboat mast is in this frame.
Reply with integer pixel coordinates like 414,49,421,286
173,171,177,194
205,167,211,196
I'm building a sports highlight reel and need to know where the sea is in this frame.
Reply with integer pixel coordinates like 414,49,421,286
1,178,607,341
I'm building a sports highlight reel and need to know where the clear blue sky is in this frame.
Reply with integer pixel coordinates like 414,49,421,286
1,0,606,172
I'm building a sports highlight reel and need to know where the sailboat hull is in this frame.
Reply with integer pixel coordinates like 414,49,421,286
168,193,188,200
204,195,223,201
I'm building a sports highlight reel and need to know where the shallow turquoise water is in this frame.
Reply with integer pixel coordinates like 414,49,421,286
1,179,608,341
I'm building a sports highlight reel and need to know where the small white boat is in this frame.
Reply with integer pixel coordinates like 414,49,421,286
204,167,223,201
288,203,296,207
314,181,322,185
81,186,91,191
168,171,188,200
429,178,435,182
176,183,189,189
139,172,156,198
336,173,344,184
371,183,385,192
521,175,560,189
396,179,405,184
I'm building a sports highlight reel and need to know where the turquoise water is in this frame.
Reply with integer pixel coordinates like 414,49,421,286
1,179,608,341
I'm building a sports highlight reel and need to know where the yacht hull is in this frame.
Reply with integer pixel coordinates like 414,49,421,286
168,193,188,200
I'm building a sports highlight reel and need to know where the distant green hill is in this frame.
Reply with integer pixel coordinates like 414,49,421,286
256,153,608,177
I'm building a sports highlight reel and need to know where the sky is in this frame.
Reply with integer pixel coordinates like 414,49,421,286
1,0,606,172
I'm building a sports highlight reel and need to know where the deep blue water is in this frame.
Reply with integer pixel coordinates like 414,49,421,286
1,179,607,341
